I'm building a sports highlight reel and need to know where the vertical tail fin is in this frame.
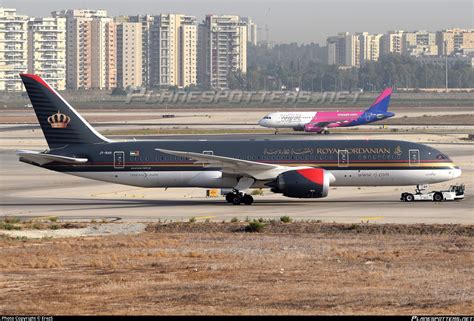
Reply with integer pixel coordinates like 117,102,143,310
20,74,110,149
366,88,392,113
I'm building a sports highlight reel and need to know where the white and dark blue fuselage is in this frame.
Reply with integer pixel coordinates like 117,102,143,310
28,139,461,188
17,74,461,202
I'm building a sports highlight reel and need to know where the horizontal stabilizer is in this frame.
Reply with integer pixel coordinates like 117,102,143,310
16,150,88,166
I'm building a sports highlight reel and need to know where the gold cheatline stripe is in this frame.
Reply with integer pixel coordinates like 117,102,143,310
57,162,455,168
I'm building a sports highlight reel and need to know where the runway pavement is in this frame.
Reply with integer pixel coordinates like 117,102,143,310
0,134,472,224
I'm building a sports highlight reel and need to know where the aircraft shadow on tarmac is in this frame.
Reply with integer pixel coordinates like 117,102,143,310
2,197,405,209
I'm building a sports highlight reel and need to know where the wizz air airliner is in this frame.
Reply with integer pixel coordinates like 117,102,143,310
17,74,461,205
258,88,395,134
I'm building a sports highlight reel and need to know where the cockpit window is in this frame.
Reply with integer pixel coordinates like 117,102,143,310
263,116,271,119
436,154,448,160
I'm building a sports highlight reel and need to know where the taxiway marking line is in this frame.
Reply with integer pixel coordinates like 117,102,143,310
195,216,217,220
360,216,385,221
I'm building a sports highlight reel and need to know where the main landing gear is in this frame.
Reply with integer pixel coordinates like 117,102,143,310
319,129,330,135
227,177,255,205
225,190,254,205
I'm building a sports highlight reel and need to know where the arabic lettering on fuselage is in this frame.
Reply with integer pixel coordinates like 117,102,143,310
264,148,313,155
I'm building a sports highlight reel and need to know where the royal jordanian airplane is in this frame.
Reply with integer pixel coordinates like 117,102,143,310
17,74,461,205
258,88,395,134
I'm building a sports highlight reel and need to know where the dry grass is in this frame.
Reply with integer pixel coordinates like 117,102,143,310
0,217,88,231
0,223,472,315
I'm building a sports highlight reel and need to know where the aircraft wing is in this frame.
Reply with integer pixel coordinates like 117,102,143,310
307,119,356,128
307,121,332,128
155,148,311,180
16,150,88,166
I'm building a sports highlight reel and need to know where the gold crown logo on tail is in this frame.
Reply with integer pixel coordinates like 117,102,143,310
47,111,70,128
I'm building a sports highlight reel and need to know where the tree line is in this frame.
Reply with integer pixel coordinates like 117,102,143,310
228,43,474,91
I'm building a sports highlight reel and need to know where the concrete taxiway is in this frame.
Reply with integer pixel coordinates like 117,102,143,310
0,131,472,224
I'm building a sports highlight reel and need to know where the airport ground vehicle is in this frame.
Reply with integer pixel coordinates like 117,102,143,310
401,184,465,202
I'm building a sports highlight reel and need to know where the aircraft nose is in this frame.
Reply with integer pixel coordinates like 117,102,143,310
453,167,462,179
387,112,395,118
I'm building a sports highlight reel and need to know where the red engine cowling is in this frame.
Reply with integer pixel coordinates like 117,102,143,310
268,168,333,198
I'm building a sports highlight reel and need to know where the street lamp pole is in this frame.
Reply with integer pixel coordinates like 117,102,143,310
444,41,448,92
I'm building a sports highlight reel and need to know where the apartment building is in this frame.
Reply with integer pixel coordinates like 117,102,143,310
0,8,28,91
357,33,383,63
198,15,247,89
327,32,360,67
52,9,116,90
150,14,197,88
327,35,344,66
381,30,404,55
437,29,474,55
117,22,142,88
129,15,154,88
27,17,66,90
403,30,438,56
241,17,258,46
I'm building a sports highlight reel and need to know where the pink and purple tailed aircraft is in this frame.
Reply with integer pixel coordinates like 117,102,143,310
258,88,394,134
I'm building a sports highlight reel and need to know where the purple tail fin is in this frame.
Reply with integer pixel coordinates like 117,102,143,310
366,88,392,113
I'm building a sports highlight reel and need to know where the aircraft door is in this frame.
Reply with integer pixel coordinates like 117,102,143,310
114,151,125,169
338,149,349,167
409,149,420,166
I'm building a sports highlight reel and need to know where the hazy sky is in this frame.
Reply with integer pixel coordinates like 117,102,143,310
3,0,473,44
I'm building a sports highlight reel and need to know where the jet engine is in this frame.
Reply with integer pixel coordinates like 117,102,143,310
292,126,305,132
267,168,334,198
303,124,323,133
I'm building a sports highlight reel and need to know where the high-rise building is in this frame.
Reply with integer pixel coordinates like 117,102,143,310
381,30,404,55
241,17,258,46
327,36,343,66
198,15,247,89
27,17,66,91
94,18,117,90
129,15,154,88
150,14,197,88
117,22,142,88
437,29,474,55
327,32,360,67
357,32,382,63
402,30,438,56
345,33,360,67
52,9,116,90
0,8,28,91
